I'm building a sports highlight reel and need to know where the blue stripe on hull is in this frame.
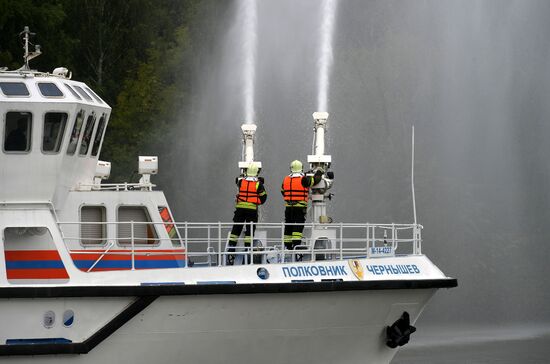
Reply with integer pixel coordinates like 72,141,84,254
6,261,65,269
6,338,72,345
73,259,186,270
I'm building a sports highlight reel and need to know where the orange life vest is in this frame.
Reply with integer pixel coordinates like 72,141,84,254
236,178,260,204
282,174,308,202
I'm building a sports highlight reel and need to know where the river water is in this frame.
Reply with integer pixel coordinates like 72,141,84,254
393,325,550,363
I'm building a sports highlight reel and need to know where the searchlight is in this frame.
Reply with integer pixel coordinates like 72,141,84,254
138,156,158,188
93,160,111,189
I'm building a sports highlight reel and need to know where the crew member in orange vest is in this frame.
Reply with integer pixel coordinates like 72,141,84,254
281,160,322,251
227,162,267,265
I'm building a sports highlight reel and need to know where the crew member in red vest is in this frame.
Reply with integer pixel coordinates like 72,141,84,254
227,162,267,265
281,160,322,252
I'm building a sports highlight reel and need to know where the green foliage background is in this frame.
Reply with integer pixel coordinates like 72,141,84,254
0,0,229,181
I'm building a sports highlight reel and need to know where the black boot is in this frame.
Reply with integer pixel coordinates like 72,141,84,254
226,242,236,266
292,240,303,261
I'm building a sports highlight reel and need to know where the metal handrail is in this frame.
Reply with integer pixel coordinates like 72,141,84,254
86,241,115,272
77,182,156,191
58,221,423,271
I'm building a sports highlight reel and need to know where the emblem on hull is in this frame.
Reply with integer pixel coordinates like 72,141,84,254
348,259,364,280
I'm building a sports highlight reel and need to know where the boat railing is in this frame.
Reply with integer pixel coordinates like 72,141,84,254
58,221,423,271
75,182,155,191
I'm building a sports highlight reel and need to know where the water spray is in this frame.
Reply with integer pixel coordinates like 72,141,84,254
241,0,258,122
317,0,338,111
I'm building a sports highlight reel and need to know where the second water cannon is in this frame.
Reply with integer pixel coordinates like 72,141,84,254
239,123,262,176
307,112,334,194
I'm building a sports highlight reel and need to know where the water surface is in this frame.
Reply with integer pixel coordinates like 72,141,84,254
393,325,550,363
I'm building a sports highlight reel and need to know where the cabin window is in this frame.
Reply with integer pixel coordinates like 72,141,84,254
158,206,178,240
91,114,107,157
80,206,107,245
66,110,85,155
37,82,64,97
63,83,82,100
73,85,93,102
0,82,30,96
117,206,158,245
79,114,96,156
42,112,68,153
3,112,32,153
85,87,105,104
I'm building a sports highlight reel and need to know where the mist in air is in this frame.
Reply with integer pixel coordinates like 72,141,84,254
161,0,550,327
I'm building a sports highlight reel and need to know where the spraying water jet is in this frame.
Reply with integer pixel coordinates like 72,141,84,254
241,0,258,122
316,0,338,111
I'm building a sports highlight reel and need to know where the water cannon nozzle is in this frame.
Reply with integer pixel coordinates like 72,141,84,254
239,123,261,170
312,111,329,125
241,123,257,138
309,111,330,159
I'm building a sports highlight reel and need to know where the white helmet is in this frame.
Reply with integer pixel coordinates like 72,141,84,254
247,162,259,177
290,160,303,173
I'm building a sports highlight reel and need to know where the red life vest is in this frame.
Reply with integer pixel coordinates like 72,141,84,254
282,174,308,202
237,178,260,204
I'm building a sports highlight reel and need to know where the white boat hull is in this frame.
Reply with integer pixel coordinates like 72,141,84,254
1,287,437,364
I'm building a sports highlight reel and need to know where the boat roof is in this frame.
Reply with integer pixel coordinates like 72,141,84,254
0,69,110,109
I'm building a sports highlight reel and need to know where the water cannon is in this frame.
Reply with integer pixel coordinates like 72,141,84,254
239,123,262,175
138,156,158,188
308,112,332,168
307,112,334,223
308,111,333,184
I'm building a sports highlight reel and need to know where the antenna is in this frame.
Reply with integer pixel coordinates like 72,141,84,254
411,125,417,225
19,26,41,70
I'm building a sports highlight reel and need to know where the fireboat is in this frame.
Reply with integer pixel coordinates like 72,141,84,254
0,27,456,363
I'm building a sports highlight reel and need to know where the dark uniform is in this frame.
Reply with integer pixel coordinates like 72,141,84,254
281,170,322,250
227,176,267,264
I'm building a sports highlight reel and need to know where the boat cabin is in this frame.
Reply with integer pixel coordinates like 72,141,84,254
0,65,186,283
